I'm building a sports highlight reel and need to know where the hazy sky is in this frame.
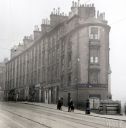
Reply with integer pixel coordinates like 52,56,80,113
0,0,126,102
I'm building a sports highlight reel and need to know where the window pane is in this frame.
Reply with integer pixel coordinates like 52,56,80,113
90,57,94,63
91,27,98,34
95,57,98,63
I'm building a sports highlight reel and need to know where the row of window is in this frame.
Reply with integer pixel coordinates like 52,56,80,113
6,26,102,88
89,27,100,84
6,39,73,88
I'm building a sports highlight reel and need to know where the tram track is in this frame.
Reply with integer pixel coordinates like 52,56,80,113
0,109,52,128
21,102,126,128
0,102,109,128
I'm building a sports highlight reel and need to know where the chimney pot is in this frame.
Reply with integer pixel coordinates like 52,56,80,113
53,8,55,14
34,25,39,31
75,2,77,7
58,7,60,15
72,1,74,7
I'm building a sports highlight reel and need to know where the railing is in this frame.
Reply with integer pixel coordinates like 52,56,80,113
82,114,126,128
105,118,126,128
104,117,126,128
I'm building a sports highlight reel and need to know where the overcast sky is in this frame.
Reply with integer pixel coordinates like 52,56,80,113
0,0,126,102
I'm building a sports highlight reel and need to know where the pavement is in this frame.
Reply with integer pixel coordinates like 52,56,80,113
21,101,126,121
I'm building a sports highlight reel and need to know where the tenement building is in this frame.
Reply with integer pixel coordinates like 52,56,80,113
5,1,111,106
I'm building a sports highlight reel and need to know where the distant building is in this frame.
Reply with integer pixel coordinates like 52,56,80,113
0,58,8,100
5,1,111,106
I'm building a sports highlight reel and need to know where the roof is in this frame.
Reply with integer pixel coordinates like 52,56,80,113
84,17,108,24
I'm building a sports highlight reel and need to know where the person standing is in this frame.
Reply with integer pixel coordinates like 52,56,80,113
57,97,61,110
68,93,71,112
60,97,63,110
70,99,74,112
85,99,90,114
68,98,71,112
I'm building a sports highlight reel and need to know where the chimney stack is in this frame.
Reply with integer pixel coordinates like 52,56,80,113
33,25,41,40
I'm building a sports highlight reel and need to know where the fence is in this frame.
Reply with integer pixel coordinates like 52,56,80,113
82,114,126,128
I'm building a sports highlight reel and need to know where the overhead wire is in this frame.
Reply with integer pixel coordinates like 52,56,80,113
110,17,126,26
0,0,125,52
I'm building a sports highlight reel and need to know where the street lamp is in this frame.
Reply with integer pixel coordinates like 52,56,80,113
76,57,80,108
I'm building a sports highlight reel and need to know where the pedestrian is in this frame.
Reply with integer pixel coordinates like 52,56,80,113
61,97,63,110
85,99,90,114
57,97,62,110
68,98,71,112
70,99,74,112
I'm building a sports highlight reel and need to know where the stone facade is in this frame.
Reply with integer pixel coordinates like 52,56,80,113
5,2,111,106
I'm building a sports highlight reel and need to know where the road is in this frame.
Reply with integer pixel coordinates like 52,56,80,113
0,102,125,128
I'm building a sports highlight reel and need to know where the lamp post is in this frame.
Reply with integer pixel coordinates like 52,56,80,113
88,41,90,87
76,22,80,108
76,57,80,108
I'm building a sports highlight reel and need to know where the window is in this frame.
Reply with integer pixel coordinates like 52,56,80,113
90,56,99,64
89,71,99,84
61,40,65,52
61,55,65,71
68,41,72,50
95,57,98,63
90,48,99,64
61,74,64,87
56,63,59,80
68,52,72,67
90,57,94,63
89,27,99,39
68,73,72,86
